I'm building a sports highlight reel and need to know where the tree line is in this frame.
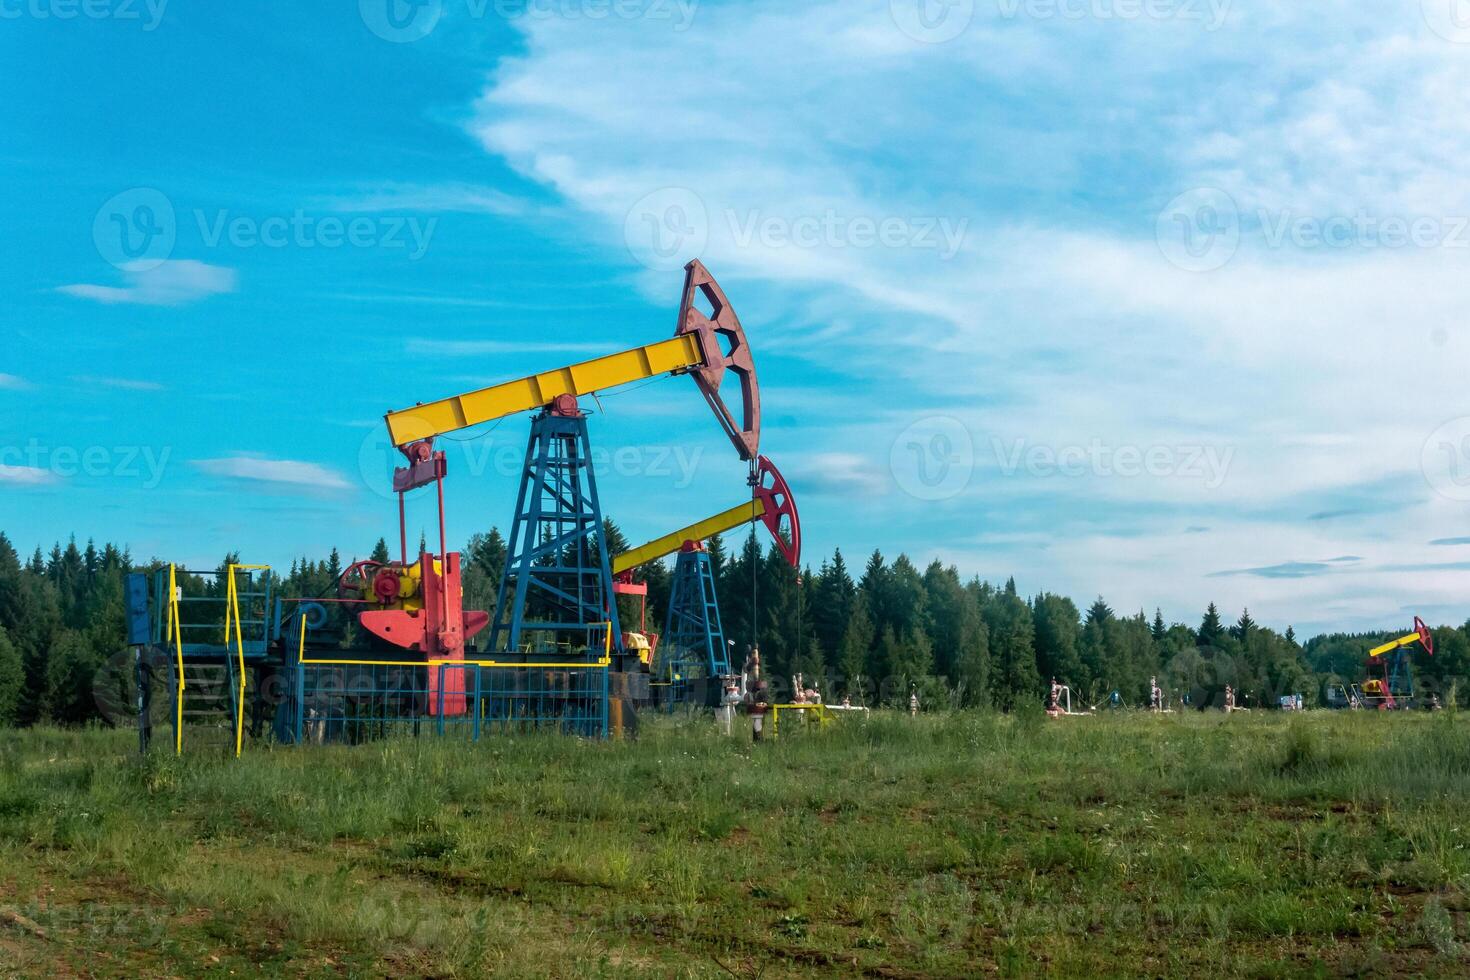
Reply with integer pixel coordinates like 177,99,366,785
2,525,1466,726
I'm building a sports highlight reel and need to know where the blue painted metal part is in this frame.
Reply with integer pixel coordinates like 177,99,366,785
660,548,729,693
489,411,623,657
125,573,150,646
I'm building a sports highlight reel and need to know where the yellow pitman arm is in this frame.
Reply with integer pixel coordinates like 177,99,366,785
385,334,705,447
612,498,769,577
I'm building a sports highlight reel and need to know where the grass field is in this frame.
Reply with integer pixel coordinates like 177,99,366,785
3,711,1470,978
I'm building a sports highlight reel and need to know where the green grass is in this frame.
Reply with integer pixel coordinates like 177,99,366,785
4,711,1470,977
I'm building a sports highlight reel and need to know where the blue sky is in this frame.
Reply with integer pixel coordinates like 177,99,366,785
4,0,1470,636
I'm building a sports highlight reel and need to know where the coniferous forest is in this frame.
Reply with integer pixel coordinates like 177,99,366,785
2,524,1468,728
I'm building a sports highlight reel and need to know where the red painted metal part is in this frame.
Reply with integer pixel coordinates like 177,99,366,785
1415,615,1434,656
677,259,761,461
752,455,800,569
337,559,386,601
357,553,491,655
393,445,447,493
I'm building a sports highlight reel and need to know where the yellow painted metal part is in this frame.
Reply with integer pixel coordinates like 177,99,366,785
611,498,769,576
223,564,270,759
769,702,836,738
1368,631,1422,659
295,615,613,669
167,564,184,755
385,334,705,447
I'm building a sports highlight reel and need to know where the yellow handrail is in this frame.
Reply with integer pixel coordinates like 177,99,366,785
293,615,615,669
167,564,184,754
225,564,270,759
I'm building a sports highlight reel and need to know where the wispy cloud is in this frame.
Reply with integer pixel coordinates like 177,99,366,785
1430,537,1470,546
1209,561,1342,580
454,2,1470,628
312,181,525,216
406,338,616,357
58,260,237,307
193,455,351,491
0,373,32,391
73,375,166,392
0,464,57,486
790,452,890,496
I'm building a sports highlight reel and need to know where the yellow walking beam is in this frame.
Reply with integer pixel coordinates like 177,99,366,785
612,498,769,577
385,334,705,447
1368,631,1423,659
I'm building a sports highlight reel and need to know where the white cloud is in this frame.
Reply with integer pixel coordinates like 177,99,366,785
0,373,31,390
462,1,1470,625
58,260,237,307
406,338,614,357
72,375,166,392
790,452,891,497
193,456,351,491
0,464,57,486
312,181,526,216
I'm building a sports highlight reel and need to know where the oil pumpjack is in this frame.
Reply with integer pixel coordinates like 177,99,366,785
132,261,796,749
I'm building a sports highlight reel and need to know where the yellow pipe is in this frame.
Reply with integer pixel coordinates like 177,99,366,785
612,499,768,576
385,334,704,447
294,616,613,669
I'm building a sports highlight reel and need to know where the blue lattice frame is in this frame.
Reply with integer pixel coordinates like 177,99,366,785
489,410,623,657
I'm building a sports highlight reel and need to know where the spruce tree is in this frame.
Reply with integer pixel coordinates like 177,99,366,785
1197,603,1226,648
